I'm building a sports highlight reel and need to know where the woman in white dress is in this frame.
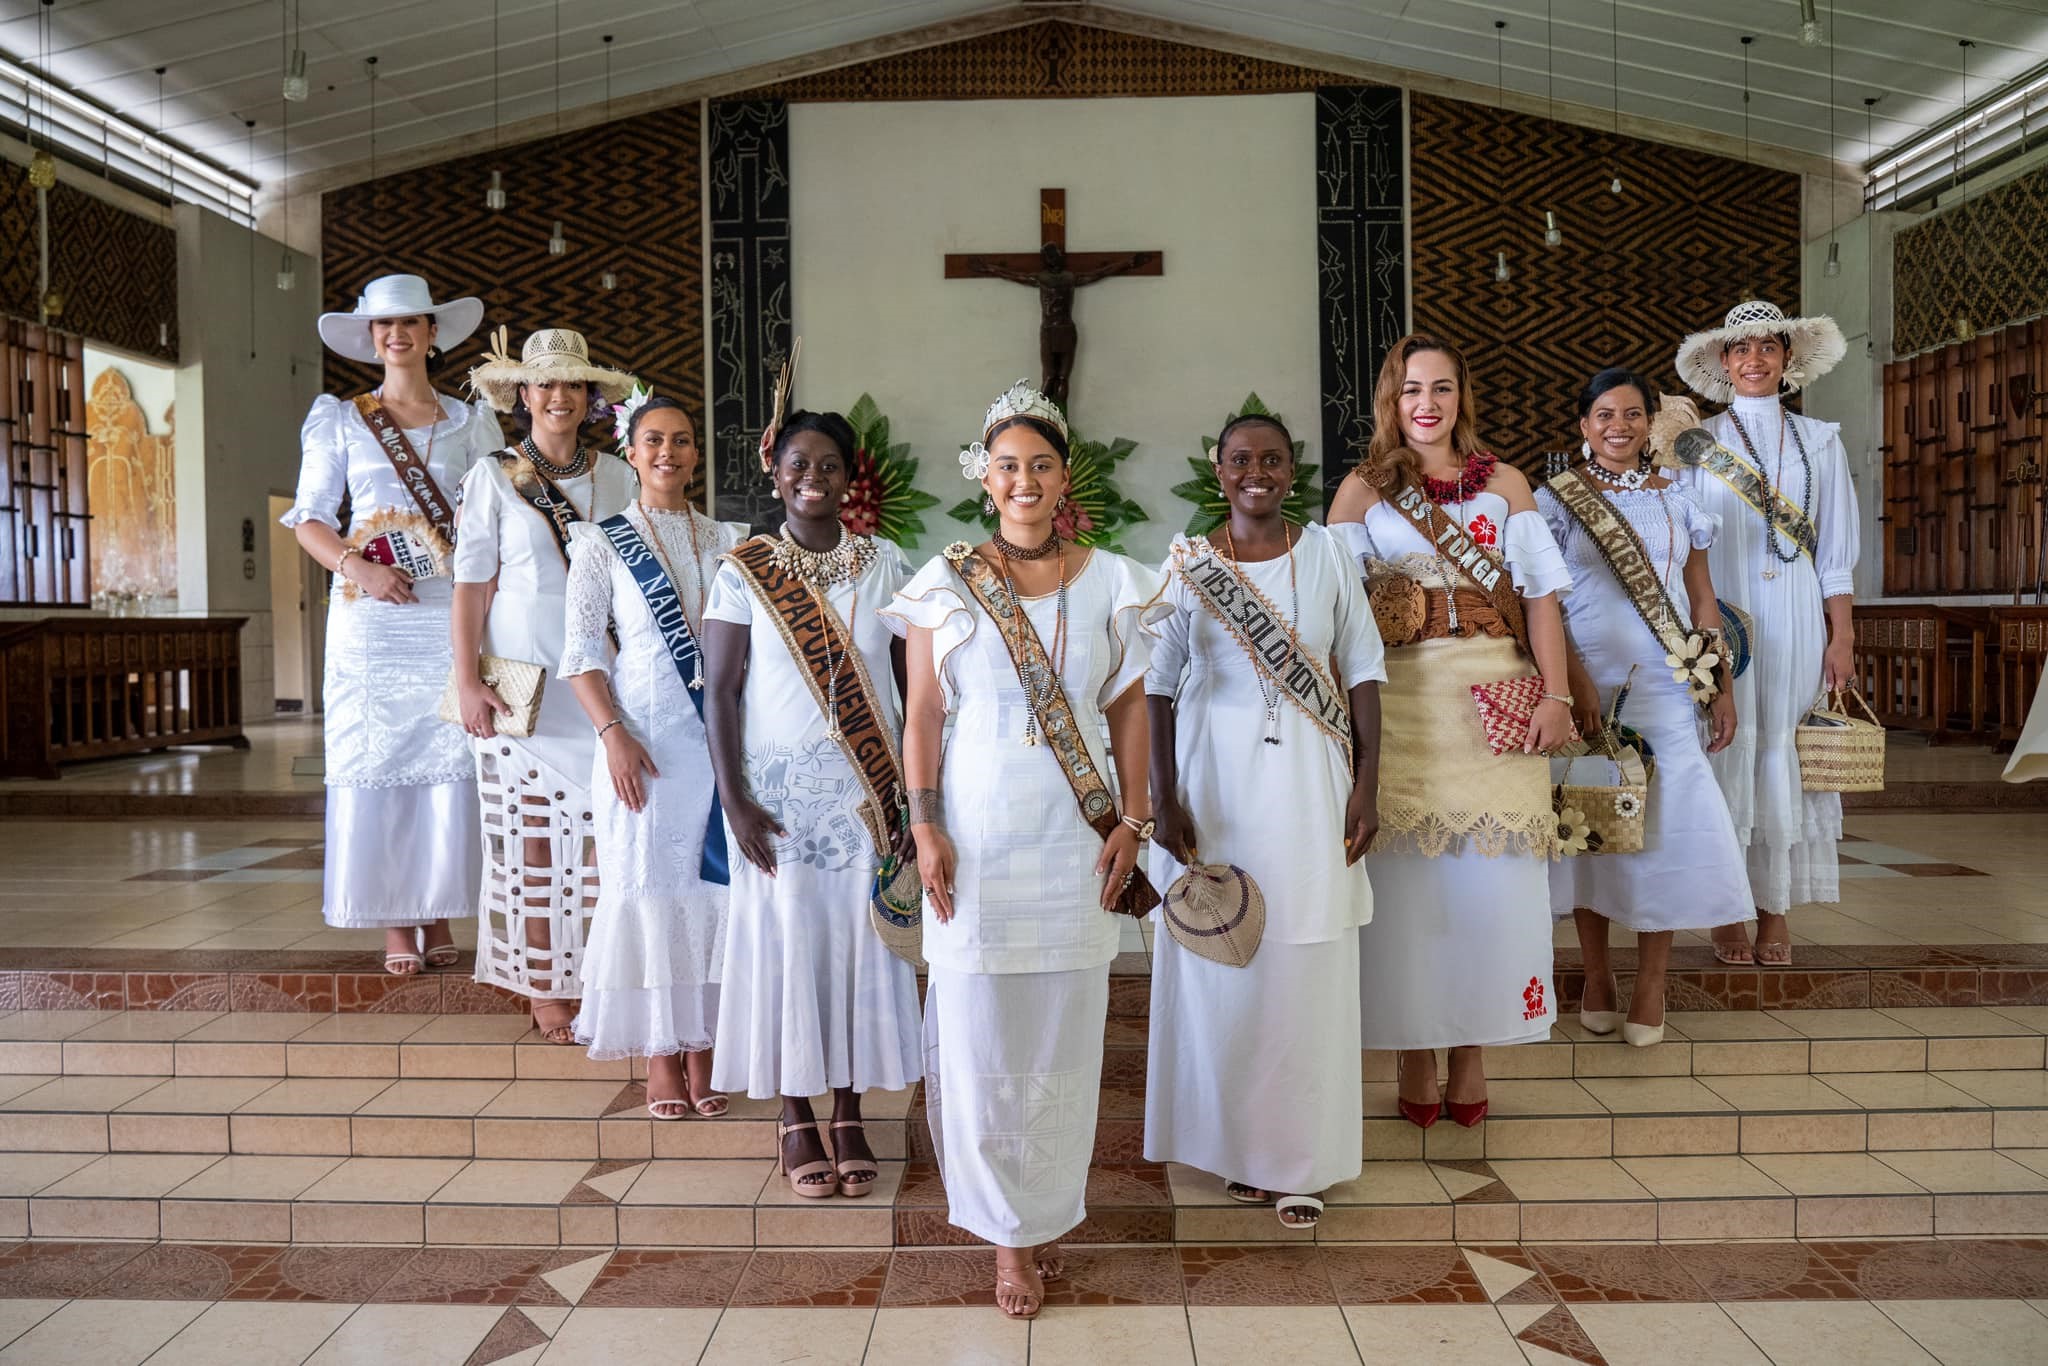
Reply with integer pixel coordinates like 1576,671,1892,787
703,411,921,1200
1145,410,1386,1228
561,395,747,1116
888,381,1166,1320
452,329,638,1042
1328,335,1575,1129
1673,301,1859,966
1537,368,1753,1046
285,274,499,974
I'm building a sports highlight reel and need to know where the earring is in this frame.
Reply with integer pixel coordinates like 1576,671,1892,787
1057,493,1068,511
426,345,440,361
982,493,995,516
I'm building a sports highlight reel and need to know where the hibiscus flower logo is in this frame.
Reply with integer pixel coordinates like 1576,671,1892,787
1468,513,1498,546
1523,976,1547,1020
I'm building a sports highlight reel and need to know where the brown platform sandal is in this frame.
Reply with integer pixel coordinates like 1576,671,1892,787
829,1120,878,1198
778,1120,837,1199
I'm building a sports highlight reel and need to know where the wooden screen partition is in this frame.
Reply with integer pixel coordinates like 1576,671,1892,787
1991,607,2048,746
1881,320,2048,597
1850,605,1987,742
0,321,92,607
0,617,246,778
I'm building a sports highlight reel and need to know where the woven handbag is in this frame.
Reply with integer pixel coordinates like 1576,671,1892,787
436,655,545,738
1471,674,1549,756
1552,734,1650,857
1796,687,1886,793
1161,862,1266,968
868,852,925,968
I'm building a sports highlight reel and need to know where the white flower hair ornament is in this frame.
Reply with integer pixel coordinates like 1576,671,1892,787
962,378,1064,482
959,442,990,481
613,382,653,457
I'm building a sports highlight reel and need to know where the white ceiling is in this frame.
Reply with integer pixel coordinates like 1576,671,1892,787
5,0,2046,189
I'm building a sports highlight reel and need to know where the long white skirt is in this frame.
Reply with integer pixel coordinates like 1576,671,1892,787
924,964,1109,1248
710,864,921,1099
2008,670,2048,783
1145,931,1361,1194
323,782,480,928
1359,850,1555,1051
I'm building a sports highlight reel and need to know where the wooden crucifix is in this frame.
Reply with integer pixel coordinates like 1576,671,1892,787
944,188,1163,406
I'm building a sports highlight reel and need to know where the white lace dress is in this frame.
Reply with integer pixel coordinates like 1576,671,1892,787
1678,395,1860,912
1537,482,1753,932
453,451,636,998
282,392,501,928
704,539,924,1101
560,504,747,1059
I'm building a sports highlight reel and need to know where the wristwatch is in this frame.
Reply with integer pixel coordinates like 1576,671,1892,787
1120,813,1156,842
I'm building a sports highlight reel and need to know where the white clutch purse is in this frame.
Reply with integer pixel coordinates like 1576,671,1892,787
437,655,545,738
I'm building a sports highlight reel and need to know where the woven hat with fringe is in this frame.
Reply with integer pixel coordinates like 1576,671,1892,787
1675,300,1846,405
468,326,637,413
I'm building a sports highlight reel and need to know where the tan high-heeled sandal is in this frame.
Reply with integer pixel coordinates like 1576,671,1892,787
993,1260,1044,1320
778,1120,837,1199
829,1120,878,1197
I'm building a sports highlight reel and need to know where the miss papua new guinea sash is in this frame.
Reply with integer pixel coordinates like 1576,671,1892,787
1170,538,1354,763
352,394,458,547
943,542,1162,919
723,536,909,864
1543,467,1718,706
1672,426,1818,562
1387,476,1529,652
597,510,729,886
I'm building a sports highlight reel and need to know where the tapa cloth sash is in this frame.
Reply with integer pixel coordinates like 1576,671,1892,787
1387,477,1529,653
943,543,1161,918
352,393,459,548
1544,466,1715,703
1673,426,1818,562
1169,538,1353,764
597,511,729,887
723,536,909,863
498,449,583,567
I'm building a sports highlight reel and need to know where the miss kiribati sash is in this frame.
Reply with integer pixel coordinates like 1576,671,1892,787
723,537,909,863
1545,467,1699,665
1672,426,1818,561
1169,539,1353,764
352,394,459,546
943,543,1161,918
1387,477,1528,652
597,511,729,886
499,449,583,566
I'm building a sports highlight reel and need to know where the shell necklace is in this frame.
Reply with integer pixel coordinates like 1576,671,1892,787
996,539,1069,747
1222,521,1299,746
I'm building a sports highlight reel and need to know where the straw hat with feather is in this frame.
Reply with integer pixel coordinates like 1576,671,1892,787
468,326,637,414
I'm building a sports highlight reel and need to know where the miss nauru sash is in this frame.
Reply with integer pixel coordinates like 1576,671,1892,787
1169,538,1354,764
597,511,729,886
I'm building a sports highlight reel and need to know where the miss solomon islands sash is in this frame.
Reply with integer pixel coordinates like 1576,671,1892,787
1544,467,1719,706
1169,538,1354,764
1387,476,1529,653
596,511,729,886
943,542,1162,919
1673,426,1818,562
722,536,910,868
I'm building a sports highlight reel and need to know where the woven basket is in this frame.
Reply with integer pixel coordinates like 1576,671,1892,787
1552,740,1649,857
1796,687,1886,793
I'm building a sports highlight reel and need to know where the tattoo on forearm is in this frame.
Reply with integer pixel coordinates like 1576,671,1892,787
909,788,944,827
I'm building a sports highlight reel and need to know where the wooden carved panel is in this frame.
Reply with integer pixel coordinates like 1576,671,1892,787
85,368,177,603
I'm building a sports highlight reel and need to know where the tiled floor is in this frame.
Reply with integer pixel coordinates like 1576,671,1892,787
0,1240,2043,1364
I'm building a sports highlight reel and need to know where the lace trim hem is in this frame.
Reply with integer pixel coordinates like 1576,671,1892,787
1375,803,1558,860
328,767,473,790
574,1039,715,1061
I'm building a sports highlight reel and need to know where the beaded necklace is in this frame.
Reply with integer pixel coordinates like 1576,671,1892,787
1222,521,1299,747
1422,451,1497,504
996,540,1069,748
519,436,592,480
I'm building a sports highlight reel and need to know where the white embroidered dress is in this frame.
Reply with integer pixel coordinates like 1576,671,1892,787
882,548,1167,1249
705,540,923,1100
1537,482,1753,932
453,451,636,998
1333,491,1572,1051
1678,396,1860,912
283,392,501,928
1142,524,1386,1196
560,504,747,1059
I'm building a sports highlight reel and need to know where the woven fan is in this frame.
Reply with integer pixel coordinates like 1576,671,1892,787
1647,394,1701,468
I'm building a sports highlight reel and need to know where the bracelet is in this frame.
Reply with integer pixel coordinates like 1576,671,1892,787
908,788,944,826
595,719,624,741
1541,692,1574,707
333,545,362,576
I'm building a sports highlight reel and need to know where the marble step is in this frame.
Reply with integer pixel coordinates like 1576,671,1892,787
6,1148,2046,1249
4,1007,2043,1082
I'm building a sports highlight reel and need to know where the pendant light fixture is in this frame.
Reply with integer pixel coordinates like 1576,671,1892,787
1491,20,1511,284
156,66,171,352
1823,2,1841,278
486,1,507,210
277,5,296,290
545,0,568,258
245,117,258,358
1799,0,1825,48
1607,0,1623,194
1541,0,1563,248
364,54,379,218
1739,36,1756,295
600,34,617,291
282,0,308,101
28,0,55,189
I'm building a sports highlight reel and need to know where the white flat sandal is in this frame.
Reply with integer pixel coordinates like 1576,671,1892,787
1275,1195,1324,1229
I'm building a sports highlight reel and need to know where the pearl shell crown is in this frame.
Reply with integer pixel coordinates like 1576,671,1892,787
959,379,1067,481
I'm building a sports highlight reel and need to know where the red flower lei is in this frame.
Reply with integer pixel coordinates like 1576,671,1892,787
1422,451,1497,504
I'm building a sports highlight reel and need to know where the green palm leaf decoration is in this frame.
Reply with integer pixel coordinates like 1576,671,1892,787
838,394,942,548
1170,392,1320,536
947,425,1150,553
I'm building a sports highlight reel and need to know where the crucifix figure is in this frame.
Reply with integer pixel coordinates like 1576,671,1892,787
945,188,1163,406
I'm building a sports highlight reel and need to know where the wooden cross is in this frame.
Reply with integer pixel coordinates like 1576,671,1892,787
944,188,1163,406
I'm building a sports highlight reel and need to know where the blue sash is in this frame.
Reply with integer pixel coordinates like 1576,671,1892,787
597,512,729,886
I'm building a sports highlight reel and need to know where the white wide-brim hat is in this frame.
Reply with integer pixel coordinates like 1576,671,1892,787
317,273,484,363
1675,299,1846,405
467,326,638,413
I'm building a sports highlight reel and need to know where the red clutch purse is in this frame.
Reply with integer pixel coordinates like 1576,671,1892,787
1470,674,1548,756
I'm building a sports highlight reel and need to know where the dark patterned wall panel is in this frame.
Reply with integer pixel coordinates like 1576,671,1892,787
736,19,1341,101
1316,86,1408,502
0,162,176,361
1409,94,1800,470
1894,162,2048,357
321,103,702,431
707,101,792,532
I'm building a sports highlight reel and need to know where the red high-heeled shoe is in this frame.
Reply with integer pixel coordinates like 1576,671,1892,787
1397,1096,1441,1129
1445,1098,1489,1128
